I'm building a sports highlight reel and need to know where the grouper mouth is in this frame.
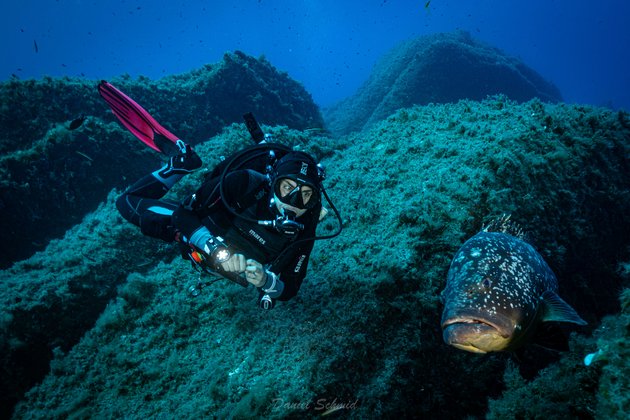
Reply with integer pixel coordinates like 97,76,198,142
441,316,511,338
441,311,516,353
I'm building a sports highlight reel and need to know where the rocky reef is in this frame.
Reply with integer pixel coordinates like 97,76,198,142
487,277,630,419
0,51,323,268
324,31,563,136
3,97,629,418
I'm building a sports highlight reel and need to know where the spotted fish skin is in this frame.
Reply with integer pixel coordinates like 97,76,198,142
440,226,586,354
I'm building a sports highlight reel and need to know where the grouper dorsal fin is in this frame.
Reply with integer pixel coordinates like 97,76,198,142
482,214,529,242
540,290,587,325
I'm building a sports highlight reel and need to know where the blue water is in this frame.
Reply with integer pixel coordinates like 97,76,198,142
2,0,629,110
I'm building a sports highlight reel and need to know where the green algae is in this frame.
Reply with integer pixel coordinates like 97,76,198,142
488,276,630,419
324,32,562,136
0,51,323,268
4,98,629,419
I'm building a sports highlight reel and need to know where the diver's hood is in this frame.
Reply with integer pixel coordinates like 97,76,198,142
271,151,322,210
273,151,321,187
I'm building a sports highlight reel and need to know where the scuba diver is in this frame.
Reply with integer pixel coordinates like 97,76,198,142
98,81,341,309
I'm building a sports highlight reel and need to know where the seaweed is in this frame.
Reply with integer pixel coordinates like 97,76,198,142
4,98,630,419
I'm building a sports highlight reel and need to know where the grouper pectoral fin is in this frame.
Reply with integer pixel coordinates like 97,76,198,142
540,290,587,325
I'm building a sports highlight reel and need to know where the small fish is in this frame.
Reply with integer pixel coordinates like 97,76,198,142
425,1,431,9
440,216,586,354
33,40,38,53
75,151,93,162
69,115,86,130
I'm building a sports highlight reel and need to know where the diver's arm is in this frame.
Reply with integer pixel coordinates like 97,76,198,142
254,235,315,301
262,207,319,301
275,240,315,301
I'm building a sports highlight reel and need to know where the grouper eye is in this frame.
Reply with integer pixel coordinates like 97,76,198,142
465,278,493,297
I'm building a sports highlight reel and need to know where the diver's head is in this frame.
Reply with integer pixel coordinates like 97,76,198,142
270,152,322,217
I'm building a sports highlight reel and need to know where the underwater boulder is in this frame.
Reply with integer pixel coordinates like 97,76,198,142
324,31,562,135
0,125,329,419
6,99,630,419
0,52,323,268
0,120,157,268
0,193,167,419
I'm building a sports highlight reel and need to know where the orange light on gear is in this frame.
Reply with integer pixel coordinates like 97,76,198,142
191,251,204,264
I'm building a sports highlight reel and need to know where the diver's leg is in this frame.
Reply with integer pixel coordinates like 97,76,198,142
116,144,201,241
116,194,180,242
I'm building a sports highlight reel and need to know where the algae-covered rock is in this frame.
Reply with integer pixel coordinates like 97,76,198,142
0,192,165,419
7,99,630,419
0,51,323,267
0,51,323,155
488,273,630,419
0,120,157,268
592,268,630,418
324,31,562,136
0,124,335,419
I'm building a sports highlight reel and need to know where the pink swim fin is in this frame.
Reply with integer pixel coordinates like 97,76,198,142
98,80,180,153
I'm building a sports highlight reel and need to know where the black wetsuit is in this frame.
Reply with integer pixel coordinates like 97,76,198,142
115,167,181,243
117,167,320,302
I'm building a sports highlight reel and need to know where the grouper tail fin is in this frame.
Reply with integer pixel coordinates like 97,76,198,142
98,80,180,153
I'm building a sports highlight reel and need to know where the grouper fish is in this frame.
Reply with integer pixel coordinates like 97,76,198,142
440,217,587,354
